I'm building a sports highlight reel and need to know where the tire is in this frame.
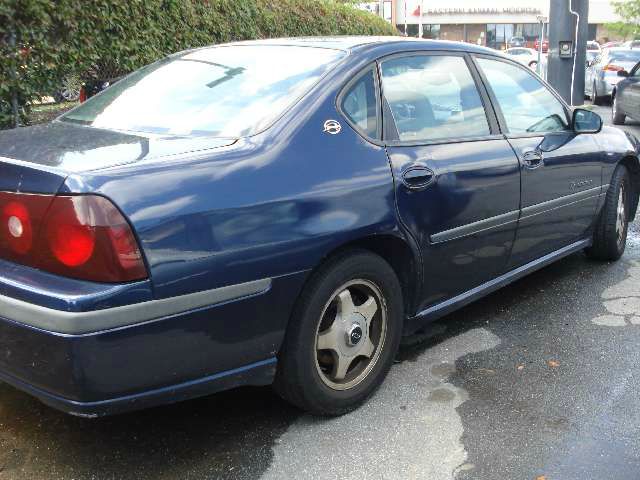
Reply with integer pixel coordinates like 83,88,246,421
586,165,631,261
274,249,403,416
528,61,538,70
592,81,605,106
612,92,626,125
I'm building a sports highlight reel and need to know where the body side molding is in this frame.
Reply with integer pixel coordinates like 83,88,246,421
430,210,519,244
0,278,272,335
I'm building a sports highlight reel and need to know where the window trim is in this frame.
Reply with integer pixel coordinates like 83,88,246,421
375,50,501,148
470,53,573,139
336,65,383,144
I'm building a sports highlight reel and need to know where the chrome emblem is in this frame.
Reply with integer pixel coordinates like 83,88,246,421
323,119,342,135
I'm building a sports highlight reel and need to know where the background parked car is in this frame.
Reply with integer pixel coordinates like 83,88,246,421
508,36,526,48
586,48,640,104
601,41,623,49
534,38,549,53
622,40,640,49
79,77,119,103
504,47,546,70
53,75,82,103
587,40,601,52
612,60,640,124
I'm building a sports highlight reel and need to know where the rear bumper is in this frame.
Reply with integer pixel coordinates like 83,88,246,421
0,355,276,417
0,264,307,416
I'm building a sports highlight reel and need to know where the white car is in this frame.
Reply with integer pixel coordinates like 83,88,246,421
622,40,640,49
505,47,546,71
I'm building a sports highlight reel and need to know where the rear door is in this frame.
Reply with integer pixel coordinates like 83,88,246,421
381,53,521,311
474,56,602,269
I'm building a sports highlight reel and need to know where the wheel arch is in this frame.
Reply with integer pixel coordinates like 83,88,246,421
620,155,640,220
285,232,422,338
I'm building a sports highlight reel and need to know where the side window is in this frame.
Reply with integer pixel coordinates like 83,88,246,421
341,69,379,139
476,57,570,134
380,55,490,143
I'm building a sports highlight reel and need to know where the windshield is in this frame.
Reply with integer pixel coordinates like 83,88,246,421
609,50,640,62
60,45,346,137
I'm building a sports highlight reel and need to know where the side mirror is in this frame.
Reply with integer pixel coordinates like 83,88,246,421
618,69,629,77
573,108,602,134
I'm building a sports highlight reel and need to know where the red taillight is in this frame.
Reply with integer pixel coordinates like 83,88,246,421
603,64,624,72
0,192,147,283
79,86,87,103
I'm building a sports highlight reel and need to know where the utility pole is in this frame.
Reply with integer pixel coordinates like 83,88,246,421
547,0,589,105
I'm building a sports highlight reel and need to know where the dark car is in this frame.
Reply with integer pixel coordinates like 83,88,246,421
612,61,640,124
0,37,638,417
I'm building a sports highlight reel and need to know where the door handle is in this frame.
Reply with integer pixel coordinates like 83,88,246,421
401,165,435,190
521,149,544,169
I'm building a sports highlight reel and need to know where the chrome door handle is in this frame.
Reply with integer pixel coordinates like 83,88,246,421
522,149,544,169
401,165,435,190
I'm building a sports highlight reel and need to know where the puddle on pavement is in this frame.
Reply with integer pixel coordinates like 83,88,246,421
262,328,500,480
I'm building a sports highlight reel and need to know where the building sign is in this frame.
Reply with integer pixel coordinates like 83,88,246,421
422,7,542,15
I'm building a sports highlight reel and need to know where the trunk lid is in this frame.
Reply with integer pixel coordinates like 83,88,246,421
0,121,236,193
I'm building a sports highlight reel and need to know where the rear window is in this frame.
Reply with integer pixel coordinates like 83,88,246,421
60,46,345,137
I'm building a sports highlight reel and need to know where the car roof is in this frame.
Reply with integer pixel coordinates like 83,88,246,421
200,36,502,56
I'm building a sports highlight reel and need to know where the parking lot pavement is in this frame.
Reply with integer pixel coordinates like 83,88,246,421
1,114,640,480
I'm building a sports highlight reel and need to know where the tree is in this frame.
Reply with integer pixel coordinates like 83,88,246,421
607,0,640,40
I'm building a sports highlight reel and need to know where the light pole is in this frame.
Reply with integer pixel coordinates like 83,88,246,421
536,15,547,78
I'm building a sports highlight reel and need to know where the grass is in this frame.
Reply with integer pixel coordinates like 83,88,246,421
29,100,78,125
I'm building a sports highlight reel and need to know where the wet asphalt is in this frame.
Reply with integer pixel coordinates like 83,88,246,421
1,106,640,480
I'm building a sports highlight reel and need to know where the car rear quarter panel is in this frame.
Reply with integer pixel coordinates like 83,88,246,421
62,53,399,312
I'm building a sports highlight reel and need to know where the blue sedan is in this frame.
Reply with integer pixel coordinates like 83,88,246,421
0,37,638,417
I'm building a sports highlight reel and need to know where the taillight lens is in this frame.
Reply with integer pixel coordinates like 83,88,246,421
603,64,624,72
79,86,87,103
0,192,147,283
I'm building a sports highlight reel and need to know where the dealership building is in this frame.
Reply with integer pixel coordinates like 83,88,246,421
359,1,623,49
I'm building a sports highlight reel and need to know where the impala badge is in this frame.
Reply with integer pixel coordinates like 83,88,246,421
323,119,342,135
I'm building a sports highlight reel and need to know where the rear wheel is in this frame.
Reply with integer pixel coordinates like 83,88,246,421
612,93,626,125
586,165,630,261
275,250,403,415
592,81,605,106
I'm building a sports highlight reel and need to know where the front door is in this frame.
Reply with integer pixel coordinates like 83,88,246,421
380,53,521,311
474,56,602,268
625,64,640,119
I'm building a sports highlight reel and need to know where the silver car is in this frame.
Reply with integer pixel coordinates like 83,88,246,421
586,48,640,104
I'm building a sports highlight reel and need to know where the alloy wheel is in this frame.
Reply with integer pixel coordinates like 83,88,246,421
315,279,387,391
616,184,626,246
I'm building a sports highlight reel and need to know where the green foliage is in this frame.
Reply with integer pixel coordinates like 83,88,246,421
607,0,640,40
0,0,397,129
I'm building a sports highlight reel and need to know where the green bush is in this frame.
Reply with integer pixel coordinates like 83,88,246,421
0,0,397,129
